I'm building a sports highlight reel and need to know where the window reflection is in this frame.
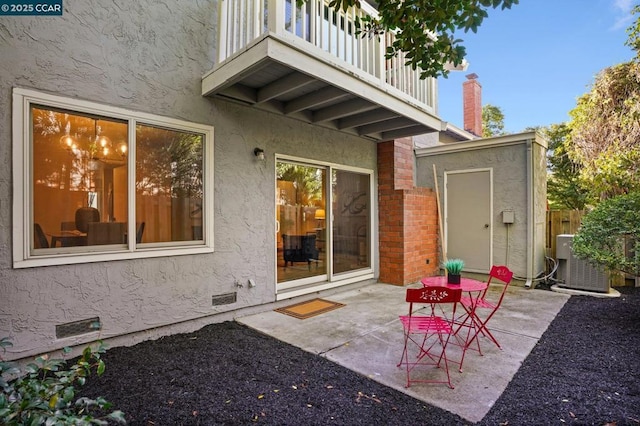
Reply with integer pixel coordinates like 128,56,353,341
32,107,128,249
136,124,204,243
332,170,370,274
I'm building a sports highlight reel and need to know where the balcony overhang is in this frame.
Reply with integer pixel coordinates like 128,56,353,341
202,34,444,142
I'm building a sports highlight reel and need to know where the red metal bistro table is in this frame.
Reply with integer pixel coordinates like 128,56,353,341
420,276,488,371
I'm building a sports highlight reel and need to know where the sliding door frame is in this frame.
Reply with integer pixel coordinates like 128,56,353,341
275,154,375,299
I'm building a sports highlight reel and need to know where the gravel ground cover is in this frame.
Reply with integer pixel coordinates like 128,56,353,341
79,286,640,425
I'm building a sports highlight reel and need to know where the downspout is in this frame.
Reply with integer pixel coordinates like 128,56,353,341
525,138,534,288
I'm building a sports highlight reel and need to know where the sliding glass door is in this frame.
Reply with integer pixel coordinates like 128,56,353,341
276,162,327,283
276,159,371,287
332,169,370,274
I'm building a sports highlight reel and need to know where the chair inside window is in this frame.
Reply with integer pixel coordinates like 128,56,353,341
136,222,145,243
86,222,126,245
457,265,514,350
34,223,49,249
397,286,462,389
282,234,319,270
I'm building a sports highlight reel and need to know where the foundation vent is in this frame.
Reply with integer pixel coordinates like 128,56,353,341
56,317,101,339
212,292,237,306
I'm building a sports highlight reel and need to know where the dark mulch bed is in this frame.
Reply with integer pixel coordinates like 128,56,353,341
79,287,640,425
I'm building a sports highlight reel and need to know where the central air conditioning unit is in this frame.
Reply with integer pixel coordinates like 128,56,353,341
556,234,610,293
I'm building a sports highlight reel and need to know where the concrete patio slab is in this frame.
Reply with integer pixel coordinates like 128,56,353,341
237,282,570,423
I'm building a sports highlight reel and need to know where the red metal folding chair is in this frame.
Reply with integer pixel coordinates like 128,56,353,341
457,265,514,352
397,286,462,389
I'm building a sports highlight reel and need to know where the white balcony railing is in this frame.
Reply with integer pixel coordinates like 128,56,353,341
217,0,436,109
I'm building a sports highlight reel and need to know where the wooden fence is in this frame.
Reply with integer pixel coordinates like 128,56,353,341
546,210,585,260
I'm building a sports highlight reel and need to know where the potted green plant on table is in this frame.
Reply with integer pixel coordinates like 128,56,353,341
443,258,464,284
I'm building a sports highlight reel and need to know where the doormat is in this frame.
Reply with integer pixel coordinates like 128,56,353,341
275,298,345,319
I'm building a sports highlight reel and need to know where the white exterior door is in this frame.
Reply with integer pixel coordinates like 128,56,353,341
444,169,492,272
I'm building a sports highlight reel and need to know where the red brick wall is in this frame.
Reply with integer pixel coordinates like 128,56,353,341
378,139,439,285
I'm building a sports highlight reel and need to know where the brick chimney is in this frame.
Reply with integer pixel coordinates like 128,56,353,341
463,73,482,137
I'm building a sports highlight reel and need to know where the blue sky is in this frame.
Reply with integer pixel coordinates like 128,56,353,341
437,0,637,134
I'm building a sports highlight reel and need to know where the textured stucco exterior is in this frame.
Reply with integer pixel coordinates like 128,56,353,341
532,138,548,277
415,132,547,282
0,1,378,360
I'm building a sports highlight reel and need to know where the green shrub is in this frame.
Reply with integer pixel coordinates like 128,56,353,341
0,337,125,425
573,191,640,275
443,258,464,275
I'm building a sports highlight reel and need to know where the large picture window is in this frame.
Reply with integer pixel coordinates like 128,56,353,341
13,88,214,268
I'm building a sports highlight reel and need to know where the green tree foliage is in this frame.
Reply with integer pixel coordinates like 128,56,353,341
626,4,640,59
276,163,323,206
566,6,640,200
543,123,590,210
567,61,640,199
583,142,640,198
481,104,505,137
564,8,640,275
310,0,519,78
573,192,640,275
135,126,203,199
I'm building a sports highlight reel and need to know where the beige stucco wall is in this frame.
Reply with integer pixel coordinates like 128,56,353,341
0,1,377,360
415,132,547,281
532,139,548,279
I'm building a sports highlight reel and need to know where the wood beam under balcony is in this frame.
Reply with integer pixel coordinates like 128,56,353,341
338,109,400,130
219,84,258,104
381,125,433,141
257,72,316,104
312,99,378,123
284,87,349,115
358,117,417,136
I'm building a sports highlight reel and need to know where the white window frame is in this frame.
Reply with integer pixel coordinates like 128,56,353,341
12,87,215,268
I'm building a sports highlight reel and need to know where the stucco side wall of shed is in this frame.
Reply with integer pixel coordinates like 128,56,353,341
532,139,548,279
415,133,547,281
0,1,377,360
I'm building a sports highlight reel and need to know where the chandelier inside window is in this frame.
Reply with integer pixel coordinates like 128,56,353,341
60,119,127,163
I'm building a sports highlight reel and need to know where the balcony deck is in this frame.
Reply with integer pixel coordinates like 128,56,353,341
202,0,445,141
